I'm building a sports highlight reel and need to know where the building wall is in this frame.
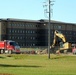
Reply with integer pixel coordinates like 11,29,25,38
6,21,41,47
2,22,7,40
0,19,76,48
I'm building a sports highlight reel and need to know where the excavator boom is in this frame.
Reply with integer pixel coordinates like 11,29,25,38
52,30,66,47
54,30,66,42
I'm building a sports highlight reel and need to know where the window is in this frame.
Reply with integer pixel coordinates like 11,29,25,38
23,44,25,46
9,23,11,26
30,44,32,46
18,37,19,39
20,37,22,39
32,25,35,27
23,30,25,33
20,30,22,33
54,25,57,29
74,33,75,35
20,23,22,27
9,30,11,33
31,37,32,39
28,31,30,33
14,23,16,27
12,30,14,33
12,36,14,39
33,31,35,33
30,31,32,33
33,44,35,46
58,26,62,29
66,32,67,34
18,30,19,33
26,37,27,39
69,32,71,34
52,31,53,34
33,37,35,40
26,30,27,33
23,24,25,27
9,36,11,39
15,30,17,33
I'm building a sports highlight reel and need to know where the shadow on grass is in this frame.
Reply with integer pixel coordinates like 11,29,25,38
0,56,6,59
0,64,41,68
51,55,67,59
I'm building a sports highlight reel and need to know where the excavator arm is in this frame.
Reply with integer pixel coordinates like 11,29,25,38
54,30,66,42
51,30,66,47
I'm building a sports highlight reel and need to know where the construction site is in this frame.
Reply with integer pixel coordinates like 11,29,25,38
0,18,76,55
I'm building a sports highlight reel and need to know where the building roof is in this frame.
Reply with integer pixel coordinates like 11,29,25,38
39,19,76,25
0,18,39,23
0,18,76,25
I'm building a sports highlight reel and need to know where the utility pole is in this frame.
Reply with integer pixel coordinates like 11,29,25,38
48,0,51,59
43,0,54,59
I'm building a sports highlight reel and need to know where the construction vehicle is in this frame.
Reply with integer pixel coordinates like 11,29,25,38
51,30,72,53
0,40,20,54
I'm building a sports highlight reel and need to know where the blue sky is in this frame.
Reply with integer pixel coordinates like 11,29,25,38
0,0,76,23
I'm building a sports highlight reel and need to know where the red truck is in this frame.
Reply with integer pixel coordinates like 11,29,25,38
0,40,20,54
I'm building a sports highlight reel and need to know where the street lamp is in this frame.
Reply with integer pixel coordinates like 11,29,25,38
43,0,54,59
48,0,51,59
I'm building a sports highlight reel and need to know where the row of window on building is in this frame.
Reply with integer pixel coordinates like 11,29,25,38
8,23,39,28
7,35,73,41
7,29,76,35
18,43,36,47
8,29,36,34
8,36,36,40
8,22,63,29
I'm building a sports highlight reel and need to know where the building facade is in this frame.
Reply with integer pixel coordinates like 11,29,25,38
0,18,76,48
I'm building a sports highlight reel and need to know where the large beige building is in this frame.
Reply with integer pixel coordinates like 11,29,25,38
0,18,76,48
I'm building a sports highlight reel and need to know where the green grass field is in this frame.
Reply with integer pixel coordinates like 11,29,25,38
0,54,76,75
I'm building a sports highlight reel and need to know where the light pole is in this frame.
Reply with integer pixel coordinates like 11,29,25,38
43,0,54,59
48,0,51,59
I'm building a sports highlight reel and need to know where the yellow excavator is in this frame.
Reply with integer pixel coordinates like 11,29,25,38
51,30,72,53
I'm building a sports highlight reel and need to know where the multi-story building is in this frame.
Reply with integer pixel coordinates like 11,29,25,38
0,18,76,48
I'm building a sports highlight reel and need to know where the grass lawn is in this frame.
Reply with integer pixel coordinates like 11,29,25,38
0,54,76,75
